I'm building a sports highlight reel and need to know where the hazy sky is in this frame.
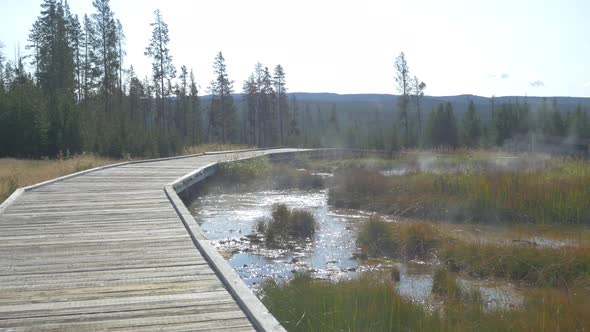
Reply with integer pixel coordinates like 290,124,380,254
1,0,589,97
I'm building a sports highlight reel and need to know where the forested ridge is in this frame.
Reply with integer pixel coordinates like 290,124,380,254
1,0,589,158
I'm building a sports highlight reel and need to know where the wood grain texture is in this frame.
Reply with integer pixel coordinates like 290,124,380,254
0,148,312,331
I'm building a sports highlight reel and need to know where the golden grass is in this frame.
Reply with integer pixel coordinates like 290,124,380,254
0,155,118,202
328,158,590,224
1,144,253,203
182,143,252,155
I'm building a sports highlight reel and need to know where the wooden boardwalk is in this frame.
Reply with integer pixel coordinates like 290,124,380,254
0,149,302,331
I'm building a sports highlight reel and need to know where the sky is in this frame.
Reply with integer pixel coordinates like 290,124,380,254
1,0,589,97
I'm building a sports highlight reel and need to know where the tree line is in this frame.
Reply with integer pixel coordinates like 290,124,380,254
0,0,588,158
0,0,297,158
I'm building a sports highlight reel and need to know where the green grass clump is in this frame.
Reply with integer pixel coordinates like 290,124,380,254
256,204,317,248
218,156,272,182
357,218,445,259
432,268,483,305
261,273,442,332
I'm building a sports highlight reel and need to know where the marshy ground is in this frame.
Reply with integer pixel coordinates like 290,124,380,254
189,152,590,331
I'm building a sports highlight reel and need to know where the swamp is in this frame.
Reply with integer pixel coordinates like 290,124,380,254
188,151,590,331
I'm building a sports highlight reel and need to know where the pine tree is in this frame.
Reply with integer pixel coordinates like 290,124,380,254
207,52,236,143
81,14,95,101
260,66,276,146
28,0,78,155
273,64,287,145
145,9,175,127
425,103,458,148
394,52,412,146
460,100,481,147
411,76,426,139
551,97,565,136
571,104,589,139
189,69,201,145
91,0,119,113
287,95,300,145
64,2,82,103
243,71,259,145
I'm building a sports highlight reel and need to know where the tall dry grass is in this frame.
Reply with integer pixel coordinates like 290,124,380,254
182,143,251,155
328,158,590,224
357,219,590,288
1,144,252,203
0,155,118,202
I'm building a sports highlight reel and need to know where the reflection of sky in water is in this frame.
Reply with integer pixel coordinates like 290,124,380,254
190,189,361,287
189,187,522,308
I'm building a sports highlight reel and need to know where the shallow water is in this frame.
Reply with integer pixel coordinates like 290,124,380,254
191,189,365,285
190,186,523,309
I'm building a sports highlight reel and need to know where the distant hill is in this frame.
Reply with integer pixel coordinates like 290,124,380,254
202,93,590,121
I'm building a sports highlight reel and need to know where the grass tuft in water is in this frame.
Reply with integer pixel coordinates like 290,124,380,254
432,267,483,305
255,204,317,248
357,218,444,259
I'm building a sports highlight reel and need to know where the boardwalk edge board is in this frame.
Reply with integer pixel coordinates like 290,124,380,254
166,153,294,332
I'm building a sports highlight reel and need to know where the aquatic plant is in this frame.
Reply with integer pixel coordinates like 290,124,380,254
255,204,317,248
261,272,590,331
357,218,444,259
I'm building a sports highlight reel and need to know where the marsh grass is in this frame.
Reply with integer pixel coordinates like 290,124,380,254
261,272,590,331
272,164,324,190
328,158,590,224
432,268,483,305
440,240,590,288
212,158,324,192
182,143,251,155
357,219,590,288
218,156,273,182
0,155,117,202
261,272,442,332
357,218,445,259
255,204,317,248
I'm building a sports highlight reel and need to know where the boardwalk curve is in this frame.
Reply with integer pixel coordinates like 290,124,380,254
0,148,308,331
